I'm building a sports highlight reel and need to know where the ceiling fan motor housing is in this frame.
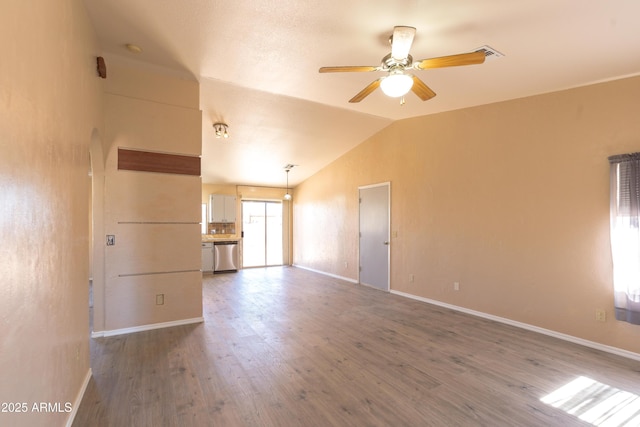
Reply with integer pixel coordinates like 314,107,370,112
382,53,413,71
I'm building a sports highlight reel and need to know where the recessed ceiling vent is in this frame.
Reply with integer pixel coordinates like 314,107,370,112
474,45,504,60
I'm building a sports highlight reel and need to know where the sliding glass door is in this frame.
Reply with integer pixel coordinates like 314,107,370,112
242,201,283,267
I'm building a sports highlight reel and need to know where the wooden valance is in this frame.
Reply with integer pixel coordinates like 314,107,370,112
118,148,200,176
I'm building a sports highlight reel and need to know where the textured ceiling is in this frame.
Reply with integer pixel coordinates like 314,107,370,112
84,0,640,187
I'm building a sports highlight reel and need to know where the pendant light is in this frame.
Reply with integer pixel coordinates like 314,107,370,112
283,164,295,201
284,168,292,200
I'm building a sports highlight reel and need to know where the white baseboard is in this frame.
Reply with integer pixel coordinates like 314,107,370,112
91,317,204,338
391,290,640,362
292,264,358,284
65,368,92,427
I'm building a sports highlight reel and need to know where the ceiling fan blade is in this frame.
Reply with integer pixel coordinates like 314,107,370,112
411,76,436,101
349,79,381,103
391,26,416,61
414,51,486,70
319,66,378,73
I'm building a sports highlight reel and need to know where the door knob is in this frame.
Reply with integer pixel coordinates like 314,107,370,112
383,241,389,245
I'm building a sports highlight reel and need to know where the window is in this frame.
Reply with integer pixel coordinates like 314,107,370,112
609,153,640,325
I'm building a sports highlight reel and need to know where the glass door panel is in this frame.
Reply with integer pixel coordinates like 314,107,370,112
242,201,283,268
266,202,283,266
242,201,266,268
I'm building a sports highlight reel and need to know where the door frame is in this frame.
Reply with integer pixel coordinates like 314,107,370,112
240,199,285,268
358,182,391,291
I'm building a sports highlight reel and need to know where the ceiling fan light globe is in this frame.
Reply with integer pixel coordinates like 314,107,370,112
380,73,413,98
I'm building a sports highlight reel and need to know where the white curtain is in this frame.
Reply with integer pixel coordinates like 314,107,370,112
609,153,640,325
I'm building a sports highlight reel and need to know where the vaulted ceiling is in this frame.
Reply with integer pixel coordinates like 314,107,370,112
85,0,640,187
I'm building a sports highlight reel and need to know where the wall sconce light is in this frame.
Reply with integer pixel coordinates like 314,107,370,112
213,122,229,139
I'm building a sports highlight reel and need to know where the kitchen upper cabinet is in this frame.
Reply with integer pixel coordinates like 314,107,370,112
209,194,236,223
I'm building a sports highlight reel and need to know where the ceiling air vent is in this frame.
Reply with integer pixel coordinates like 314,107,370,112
474,45,504,60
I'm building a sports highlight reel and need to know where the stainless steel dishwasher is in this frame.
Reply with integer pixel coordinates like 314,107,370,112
214,241,238,272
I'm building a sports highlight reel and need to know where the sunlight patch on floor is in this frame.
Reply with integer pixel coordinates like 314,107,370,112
541,376,640,426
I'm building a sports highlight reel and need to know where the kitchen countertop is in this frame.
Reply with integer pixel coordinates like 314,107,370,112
202,234,241,243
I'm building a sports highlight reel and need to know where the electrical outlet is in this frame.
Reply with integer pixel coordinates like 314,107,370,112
156,294,165,305
409,274,414,282
595,309,606,322
454,282,460,291
106,235,115,246
344,261,348,268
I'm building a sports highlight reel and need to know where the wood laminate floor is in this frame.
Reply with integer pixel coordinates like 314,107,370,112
73,266,640,426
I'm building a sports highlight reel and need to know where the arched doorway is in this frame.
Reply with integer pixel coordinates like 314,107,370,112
89,129,105,334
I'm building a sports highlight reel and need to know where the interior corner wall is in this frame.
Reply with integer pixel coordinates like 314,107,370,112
294,75,640,355
101,60,203,332
0,1,103,426
202,183,238,207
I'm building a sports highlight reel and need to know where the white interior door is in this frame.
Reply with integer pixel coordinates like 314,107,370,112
359,183,390,291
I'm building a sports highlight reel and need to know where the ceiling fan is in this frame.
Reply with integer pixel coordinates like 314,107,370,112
319,26,486,103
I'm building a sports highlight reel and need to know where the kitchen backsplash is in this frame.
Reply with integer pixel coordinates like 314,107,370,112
208,222,236,235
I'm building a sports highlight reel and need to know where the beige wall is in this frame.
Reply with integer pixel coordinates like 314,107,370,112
202,183,238,200
294,75,640,355
0,1,103,426
100,60,203,332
